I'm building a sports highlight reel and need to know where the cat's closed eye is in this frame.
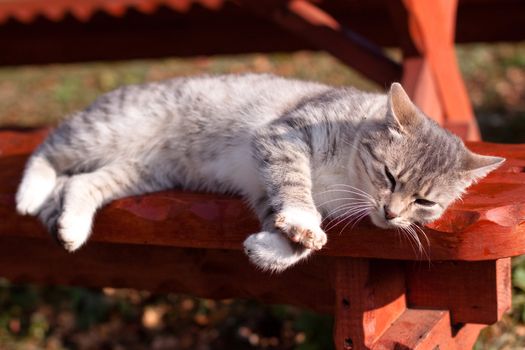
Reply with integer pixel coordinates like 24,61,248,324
414,198,436,207
384,166,396,192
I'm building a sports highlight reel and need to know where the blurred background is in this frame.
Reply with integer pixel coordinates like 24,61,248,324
0,44,524,350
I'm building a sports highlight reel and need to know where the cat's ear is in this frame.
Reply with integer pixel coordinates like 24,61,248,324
387,82,421,132
463,151,505,183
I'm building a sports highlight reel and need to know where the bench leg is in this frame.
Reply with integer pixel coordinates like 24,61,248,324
333,258,406,349
332,258,491,349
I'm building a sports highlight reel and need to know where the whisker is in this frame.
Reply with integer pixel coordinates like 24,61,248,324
321,201,372,216
326,185,375,201
411,224,430,247
328,184,374,197
322,204,359,227
411,224,431,264
336,208,371,235
317,197,371,209
407,225,430,262
321,203,364,223
314,190,375,205
324,204,371,230
322,203,373,224
314,189,373,200
399,226,418,257
407,226,423,256
348,210,371,230
324,205,373,231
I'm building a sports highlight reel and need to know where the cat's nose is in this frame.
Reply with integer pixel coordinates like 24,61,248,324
384,205,398,220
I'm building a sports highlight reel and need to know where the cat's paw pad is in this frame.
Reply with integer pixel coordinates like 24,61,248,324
55,210,93,252
274,208,326,250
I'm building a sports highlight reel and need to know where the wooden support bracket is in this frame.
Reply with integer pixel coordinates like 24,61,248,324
407,258,511,325
237,0,402,86
388,0,481,140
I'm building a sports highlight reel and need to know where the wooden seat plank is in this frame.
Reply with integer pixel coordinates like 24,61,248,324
2,129,525,262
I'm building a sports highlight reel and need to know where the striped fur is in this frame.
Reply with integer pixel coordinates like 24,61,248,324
16,74,504,272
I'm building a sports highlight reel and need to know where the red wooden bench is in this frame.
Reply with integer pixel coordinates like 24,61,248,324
2,131,524,349
1,1,524,349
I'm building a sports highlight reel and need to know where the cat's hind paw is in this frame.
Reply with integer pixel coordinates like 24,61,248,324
16,173,56,216
16,156,57,216
55,210,94,252
274,208,327,250
243,231,312,273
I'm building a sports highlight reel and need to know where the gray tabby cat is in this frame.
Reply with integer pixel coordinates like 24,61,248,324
16,74,504,272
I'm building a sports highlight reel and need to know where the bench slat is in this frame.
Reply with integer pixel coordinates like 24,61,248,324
2,129,525,261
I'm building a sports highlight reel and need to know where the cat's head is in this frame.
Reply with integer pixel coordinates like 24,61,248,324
356,83,504,229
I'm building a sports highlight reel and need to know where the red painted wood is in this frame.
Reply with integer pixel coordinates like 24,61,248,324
0,3,317,66
0,235,334,314
496,258,512,322
333,259,406,350
406,259,511,324
401,57,445,128
2,130,525,261
0,235,485,350
1,0,524,43
388,0,480,140
2,1,524,67
0,130,516,349
401,0,480,140
372,309,484,350
0,128,50,155
240,0,402,86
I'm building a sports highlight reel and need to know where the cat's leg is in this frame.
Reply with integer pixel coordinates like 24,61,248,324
243,192,313,272
54,163,163,251
250,125,326,250
244,123,326,272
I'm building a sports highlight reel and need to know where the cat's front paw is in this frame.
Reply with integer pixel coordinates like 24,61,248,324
275,208,327,250
243,231,312,272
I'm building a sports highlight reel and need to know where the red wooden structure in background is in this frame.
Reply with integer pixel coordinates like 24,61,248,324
1,1,525,349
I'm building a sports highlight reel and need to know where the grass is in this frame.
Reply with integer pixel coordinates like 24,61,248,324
0,44,524,349
0,53,376,128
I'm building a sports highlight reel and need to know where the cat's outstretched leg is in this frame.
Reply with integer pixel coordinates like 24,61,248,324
243,118,326,271
53,163,161,251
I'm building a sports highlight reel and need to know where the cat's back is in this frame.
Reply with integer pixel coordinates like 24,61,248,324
171,73,332,120
43,74,334,166
74,73,332,131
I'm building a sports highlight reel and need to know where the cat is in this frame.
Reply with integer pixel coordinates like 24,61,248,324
16,73,504,272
